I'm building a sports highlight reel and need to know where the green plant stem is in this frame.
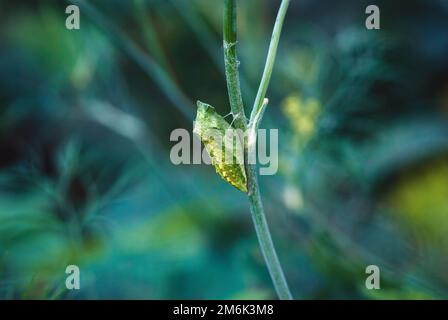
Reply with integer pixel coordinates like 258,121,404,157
246,166,292,300
250,0,291,121
223,0,247,131
223,0,292,300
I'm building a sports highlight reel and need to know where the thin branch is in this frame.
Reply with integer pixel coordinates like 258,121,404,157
246,165,293,299
223,0,247,131
250,0,291,122
223,0,293,300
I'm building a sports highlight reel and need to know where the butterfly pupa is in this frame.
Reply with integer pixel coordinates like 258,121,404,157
193,101,248,193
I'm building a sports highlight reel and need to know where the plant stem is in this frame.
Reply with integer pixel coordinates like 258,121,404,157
246,166,292,300
223,0,247,131
223,0,292,300
250,0,291,121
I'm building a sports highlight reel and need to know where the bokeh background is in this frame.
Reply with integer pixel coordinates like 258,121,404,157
1,0,448,299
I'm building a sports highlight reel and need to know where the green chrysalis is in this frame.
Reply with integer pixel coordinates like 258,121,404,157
193,101,248,193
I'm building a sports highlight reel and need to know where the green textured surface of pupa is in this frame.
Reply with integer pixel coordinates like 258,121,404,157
193,101,248,193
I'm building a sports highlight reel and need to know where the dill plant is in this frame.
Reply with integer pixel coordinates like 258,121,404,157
196,0,292,300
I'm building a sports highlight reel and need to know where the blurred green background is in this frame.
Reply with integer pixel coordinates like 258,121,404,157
1,0,448,299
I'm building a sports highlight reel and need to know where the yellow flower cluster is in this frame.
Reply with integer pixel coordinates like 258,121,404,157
282,95,320,146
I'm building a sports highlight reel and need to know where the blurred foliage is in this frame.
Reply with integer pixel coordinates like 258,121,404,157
0,0,448,299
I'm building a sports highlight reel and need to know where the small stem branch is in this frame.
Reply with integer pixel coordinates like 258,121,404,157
250,0,291,121
223,0,292,300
